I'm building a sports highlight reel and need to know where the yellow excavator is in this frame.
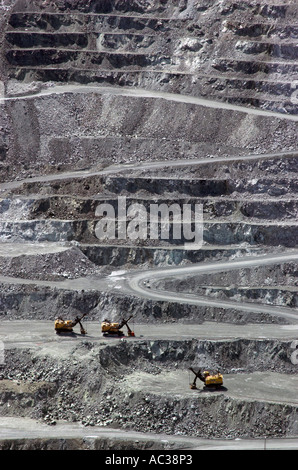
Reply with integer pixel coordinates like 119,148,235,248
189,367,223,390
101,315,135,337
54,312,88,335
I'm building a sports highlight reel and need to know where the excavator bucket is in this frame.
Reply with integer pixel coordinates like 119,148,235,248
79,322,87,335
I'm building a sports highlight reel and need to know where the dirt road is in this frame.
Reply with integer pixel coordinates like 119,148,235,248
0,249,296,322
1,319,298,348
1,416,298,450
124,250,298,323
0,80,297,448
3,84,298,121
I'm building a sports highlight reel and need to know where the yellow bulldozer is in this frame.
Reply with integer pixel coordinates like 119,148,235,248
54,312,88,335
189,367,223,390
101,315,135,337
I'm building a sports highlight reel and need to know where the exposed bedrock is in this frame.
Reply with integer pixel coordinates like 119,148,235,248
0,282,291,324
0,218,296,247
1,340,298,439
0,89,298,183
1,195,298,223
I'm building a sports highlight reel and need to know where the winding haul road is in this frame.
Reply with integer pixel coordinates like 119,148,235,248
0,83,297,449
0,86,297,336
0,84,297,331
0,249,296,326
124,250,298,324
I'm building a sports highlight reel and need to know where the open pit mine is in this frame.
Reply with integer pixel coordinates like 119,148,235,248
0,0,297,452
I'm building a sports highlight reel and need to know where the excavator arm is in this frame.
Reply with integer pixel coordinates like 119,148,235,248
70,313,89,334
119,315,135,336
118,315,133,329
189,367,206,389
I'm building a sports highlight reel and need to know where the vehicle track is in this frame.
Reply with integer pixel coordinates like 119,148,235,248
2,416,298,450
0,248,296,324
124,250,298,324
0,82,297,447
0,84,297,325
3,83,298,121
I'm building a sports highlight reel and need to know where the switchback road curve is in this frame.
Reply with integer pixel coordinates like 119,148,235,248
124,250,298,324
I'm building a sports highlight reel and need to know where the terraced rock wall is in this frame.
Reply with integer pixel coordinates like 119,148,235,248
3,0,298,114
0,0,298,447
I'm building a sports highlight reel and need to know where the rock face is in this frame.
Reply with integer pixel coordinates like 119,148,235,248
0,0,297,447
3,0,298,114
1,339,298,443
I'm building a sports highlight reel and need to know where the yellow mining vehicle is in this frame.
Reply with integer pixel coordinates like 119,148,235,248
189,367,223,390
101,315,135,337
54,312,88,335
